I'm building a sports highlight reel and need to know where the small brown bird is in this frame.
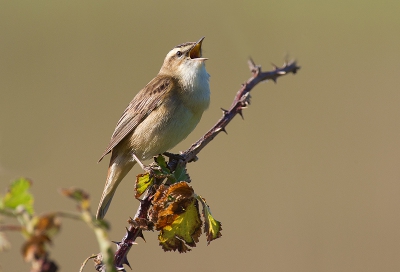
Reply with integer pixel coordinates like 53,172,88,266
96,37,210,219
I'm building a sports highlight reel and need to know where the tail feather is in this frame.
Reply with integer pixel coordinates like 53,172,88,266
96,155,135,219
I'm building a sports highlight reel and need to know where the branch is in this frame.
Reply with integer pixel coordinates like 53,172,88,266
176,59,300,166
106,58,300,271
111,183,156,271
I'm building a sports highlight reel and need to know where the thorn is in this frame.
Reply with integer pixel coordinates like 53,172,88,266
248,58,260,75
283,52,290,65
271,77,277,84
238,109,244,120
124,257,131,269
271,62,279,70
293,64,300,74
112,240,120,245
247,57,256,70
138,232,146,242
221,108,228,114
221,127,228,134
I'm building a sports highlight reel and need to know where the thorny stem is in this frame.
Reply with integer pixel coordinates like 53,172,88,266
112,185,156,271
104,59,300,271
178,59,300,166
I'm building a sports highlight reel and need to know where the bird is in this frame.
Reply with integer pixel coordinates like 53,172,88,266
96,37,210,219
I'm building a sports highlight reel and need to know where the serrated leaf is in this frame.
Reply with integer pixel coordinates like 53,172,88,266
171,163,190,184
135,173,154,198
197,195,222,244
151,183,194,227
2,178,34,215
151,182,202,252
155,154,170,174
158,199,201,253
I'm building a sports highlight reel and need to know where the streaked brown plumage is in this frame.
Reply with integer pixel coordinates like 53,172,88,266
96,37,210,219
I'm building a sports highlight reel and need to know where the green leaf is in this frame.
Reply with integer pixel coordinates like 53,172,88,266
171,163,190,184
152,182,201,252
197,195,222,244
155,155,170,174
135,173,154,198
2,178,34,215
158,199,201,253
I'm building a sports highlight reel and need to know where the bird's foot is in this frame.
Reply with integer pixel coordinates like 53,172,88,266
163,152,185,162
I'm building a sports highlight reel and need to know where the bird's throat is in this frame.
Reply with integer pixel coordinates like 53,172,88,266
178,63,210,110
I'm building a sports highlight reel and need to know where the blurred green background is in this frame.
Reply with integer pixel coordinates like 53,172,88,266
1,1,400,271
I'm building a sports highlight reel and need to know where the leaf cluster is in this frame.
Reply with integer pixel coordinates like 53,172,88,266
0,178,59,271
132,155,222,253
0,179,115,272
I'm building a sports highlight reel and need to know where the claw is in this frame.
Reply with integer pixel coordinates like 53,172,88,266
238,109,244,120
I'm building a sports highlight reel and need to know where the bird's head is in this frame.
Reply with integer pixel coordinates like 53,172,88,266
159,37,208,79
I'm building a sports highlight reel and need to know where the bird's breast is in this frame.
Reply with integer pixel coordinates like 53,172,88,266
125,64,210,160
127,94,207,160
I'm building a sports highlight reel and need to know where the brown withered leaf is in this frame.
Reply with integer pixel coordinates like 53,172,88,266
22,214,61,262
59,188,90,211
150,182,202,253
148,184,168,224
167,182,194,200
59,188,89,201
33,213,61,238
22,234,51,262
150,182,194,225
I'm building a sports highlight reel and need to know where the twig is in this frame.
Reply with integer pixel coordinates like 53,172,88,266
80,254,98,272
112,183,156,271
108,59,300,271
179,59,300,165
0,225,23,231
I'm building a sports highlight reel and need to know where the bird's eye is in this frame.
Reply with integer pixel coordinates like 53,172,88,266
176,51,182,57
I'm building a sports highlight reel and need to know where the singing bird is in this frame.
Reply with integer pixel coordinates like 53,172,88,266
96,37,210,219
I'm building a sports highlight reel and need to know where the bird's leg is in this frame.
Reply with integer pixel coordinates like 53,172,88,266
132,153,146,170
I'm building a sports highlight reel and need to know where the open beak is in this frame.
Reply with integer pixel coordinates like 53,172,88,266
189,37,207,61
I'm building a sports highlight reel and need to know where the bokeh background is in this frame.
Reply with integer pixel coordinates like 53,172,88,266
1,1,400,271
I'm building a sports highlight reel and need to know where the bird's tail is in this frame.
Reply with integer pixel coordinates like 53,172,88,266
96,155,135,219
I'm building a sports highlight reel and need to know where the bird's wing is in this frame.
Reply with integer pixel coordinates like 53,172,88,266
98,76,175,162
